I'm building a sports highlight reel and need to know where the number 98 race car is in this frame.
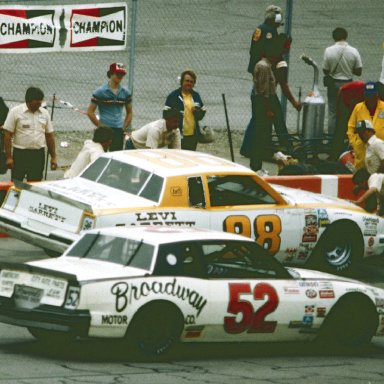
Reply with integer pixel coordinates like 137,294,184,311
0,226,382,360
0,149,383,274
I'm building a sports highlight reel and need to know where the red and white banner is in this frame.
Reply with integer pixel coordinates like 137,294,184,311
265,174,360,201
0,2,127,53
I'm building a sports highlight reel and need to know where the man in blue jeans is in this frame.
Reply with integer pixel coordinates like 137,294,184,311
87,62,132,151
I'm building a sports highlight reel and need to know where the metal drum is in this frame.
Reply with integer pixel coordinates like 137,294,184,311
301,92,325,140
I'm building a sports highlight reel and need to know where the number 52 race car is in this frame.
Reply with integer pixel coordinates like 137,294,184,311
0,149,383,274
0,226,383,360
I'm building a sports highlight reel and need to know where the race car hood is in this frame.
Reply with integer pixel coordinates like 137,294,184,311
286,267,367,285
22,178,158,210
271,184,359,208
28,256,146,282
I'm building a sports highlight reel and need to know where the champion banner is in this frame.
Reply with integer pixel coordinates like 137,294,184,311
0,2,127,52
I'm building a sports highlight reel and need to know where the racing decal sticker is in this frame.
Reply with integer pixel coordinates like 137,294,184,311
170,186,182,196
101,314,128,325
363,216,379,236
111,278,207,316
302,211,318,243
184,325,204,338
28,202,66,222
135,211,196,227
224,282,279,334
316,307,326,317
305,289,317,299
317,209,330,227
319,290,335,299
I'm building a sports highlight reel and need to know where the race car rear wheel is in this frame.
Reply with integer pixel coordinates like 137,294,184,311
126,300,184,360
311,221,363,274
316,293,378,347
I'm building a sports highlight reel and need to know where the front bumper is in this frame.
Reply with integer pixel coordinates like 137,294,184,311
0,298,91,336
0,216,77,254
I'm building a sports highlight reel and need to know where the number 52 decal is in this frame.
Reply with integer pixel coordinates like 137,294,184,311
224,282,279,334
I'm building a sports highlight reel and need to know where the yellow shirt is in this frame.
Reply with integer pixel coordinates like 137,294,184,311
182,92,195,136
347,100,384,169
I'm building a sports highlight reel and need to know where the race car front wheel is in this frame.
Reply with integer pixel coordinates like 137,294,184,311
311,221,364,275
126,300,184,360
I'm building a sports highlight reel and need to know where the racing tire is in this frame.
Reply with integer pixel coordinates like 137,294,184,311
126,301,184,361
310,221,363,275
316,294,378,348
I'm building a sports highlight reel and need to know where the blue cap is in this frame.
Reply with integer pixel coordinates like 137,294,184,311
364,81,378,96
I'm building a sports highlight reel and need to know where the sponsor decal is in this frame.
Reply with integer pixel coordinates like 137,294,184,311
185,325,204,338
305,305,315,314
135,211,196,227
101,314,128,325
363,216,379,237
302,315,313,325
305,289,317,298
368,237,374,247
375,298,384,313
316,307,326,317
299,281,319,288
28,202,66,222
111,278,207,316
284,286,300,295
319,289,335,299
170,186,182,196
288,320,312,329
302,212,318,242
317,209,330,227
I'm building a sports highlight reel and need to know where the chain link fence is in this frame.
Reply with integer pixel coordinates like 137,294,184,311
0,0,382,138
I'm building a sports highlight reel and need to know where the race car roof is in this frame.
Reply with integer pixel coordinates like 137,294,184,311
102,149,254,177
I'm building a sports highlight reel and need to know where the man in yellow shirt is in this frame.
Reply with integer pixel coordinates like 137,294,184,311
347,81,384,169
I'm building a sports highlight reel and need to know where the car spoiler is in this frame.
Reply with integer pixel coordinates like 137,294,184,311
14,180,94,213
0,261,79,285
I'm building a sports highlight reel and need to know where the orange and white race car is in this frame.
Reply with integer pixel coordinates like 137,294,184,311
0,149,383,274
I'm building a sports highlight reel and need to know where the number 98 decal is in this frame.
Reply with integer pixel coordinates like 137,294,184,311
223,215,282,255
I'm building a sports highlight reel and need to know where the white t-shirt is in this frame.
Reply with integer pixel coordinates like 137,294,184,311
368,173,384,195
365,135,384,174
131,119,181,149
64,140,104,178
323,41,362,80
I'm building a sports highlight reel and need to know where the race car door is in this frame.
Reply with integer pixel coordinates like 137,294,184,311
204,175,309,265
194,240,324,342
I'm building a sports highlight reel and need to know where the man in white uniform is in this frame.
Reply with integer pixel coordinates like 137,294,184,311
64,126,113,178
126,107,181,150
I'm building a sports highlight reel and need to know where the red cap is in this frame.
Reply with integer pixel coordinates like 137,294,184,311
109,62,127,74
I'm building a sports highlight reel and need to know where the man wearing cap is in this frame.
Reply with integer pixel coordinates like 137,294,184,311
87,63,132,151
247,5,283,75
125,107,181,150
353,119,384,174
323,27,362,136
347,82,384,169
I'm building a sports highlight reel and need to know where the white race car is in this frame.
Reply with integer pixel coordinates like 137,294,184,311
0,226,383,359
0,149,383,274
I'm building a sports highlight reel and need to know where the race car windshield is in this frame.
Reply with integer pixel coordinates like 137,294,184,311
68,233,154,271
80,157,164,203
